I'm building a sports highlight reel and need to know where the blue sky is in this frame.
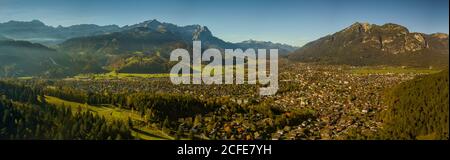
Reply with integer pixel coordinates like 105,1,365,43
0,0,448,46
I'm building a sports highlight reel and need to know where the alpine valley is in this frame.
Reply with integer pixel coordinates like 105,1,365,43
0,19,448,140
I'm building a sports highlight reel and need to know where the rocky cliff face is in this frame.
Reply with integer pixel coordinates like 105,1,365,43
343,23,447,54
289,22,449,67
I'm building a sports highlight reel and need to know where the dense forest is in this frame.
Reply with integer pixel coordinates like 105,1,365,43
44,86,223,121
0,81,133,140
381,70,449,140
0,80,41,104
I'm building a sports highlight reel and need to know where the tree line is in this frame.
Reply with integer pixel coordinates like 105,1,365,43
45,87,223,121
0,80,41,104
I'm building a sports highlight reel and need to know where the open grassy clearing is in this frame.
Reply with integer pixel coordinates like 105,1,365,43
45,95,173,140
350,66,442,75
73,72,179,79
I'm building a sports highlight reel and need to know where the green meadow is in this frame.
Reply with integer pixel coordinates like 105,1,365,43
44,95,174,140
350,66,442,75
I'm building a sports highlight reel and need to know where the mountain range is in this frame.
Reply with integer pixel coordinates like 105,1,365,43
0,20,121,45
0,19,299,76
0,19,297,53
288,22,449,67
0,20,448,77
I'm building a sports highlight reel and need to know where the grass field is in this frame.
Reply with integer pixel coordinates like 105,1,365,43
17,76,34,80
73,72,177,79
350,66,442,75
45,96,174,140
71,64,251,80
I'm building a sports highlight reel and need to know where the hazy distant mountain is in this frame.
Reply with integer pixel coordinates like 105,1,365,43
59,26,189,73
0,35,10,41
288,22,449,67
59,19,300,73
60,19,241,55
0,39,72,77
235,40,298,55
1,19,298,49
121,19,238,49
1,19,303,74
0,20,121,45
61,26,186,55
60,20,235,73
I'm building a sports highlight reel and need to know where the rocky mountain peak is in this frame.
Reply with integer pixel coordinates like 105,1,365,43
143,19,162,27
380,23,409,34
289,22,449,67
431,33,449,39
344,22,410,35
345,22,373,33
129,19,162,29
192,25,212,40
30,19,46,25
241,39,265,44
335,22,437,54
